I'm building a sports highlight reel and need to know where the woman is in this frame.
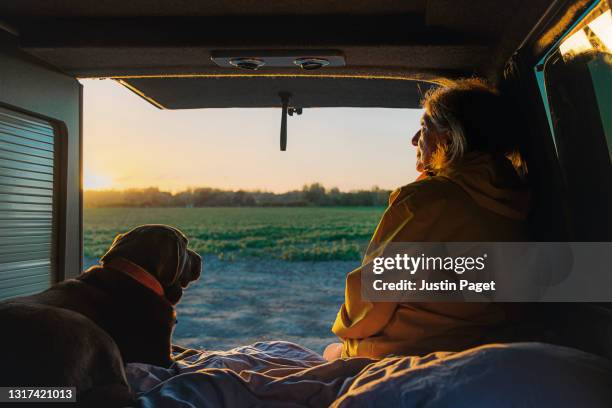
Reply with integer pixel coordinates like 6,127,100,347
324,78,530,360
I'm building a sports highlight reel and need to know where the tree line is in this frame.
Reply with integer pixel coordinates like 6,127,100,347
84,183,391,208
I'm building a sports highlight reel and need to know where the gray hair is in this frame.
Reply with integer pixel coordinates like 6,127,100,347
421,78,510,170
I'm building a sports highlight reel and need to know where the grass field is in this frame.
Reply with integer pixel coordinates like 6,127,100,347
83,207,385,352
84,207,384,261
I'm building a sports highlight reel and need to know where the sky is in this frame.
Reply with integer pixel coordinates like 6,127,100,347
81,79,422,193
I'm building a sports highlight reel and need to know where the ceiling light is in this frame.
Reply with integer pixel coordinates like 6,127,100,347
293,58,331,70
229,58,266,70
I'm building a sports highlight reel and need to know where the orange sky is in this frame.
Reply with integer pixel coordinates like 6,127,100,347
81,79,422,193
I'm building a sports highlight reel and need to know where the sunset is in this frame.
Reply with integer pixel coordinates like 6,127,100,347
81,79,422,193
83,169,114,190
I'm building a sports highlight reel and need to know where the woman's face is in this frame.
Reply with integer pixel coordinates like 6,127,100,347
411,113,450,172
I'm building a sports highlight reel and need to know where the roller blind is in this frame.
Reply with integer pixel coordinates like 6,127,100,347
0,107,56,300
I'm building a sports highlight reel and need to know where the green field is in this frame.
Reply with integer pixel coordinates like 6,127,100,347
84,207,386,351
84,207,385,262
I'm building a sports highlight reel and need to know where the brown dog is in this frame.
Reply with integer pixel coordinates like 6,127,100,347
0,225,202,406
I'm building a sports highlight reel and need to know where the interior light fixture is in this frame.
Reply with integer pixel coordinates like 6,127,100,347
229,58,266,70
293,58,331,70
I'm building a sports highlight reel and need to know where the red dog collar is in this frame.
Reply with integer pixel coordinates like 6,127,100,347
103,257,165,297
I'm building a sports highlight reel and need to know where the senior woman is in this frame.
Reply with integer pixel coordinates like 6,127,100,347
324,79,530,360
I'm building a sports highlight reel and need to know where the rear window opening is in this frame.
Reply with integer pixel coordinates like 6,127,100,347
80,78,423,352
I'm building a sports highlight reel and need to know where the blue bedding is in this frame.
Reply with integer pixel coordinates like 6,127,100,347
126,341,612,407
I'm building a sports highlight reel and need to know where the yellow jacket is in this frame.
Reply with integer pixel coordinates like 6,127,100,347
332,152,530,358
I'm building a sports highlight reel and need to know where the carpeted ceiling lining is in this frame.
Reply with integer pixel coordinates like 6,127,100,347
0,0,557,104
0,0,428,17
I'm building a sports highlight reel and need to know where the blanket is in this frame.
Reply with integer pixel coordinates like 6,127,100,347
126,341,612,407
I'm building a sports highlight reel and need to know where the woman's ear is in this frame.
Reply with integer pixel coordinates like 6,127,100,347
441,129,453,145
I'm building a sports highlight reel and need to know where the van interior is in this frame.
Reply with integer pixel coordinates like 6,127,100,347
0,0,611,406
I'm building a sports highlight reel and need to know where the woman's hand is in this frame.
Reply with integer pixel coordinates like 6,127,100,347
323,342,343,361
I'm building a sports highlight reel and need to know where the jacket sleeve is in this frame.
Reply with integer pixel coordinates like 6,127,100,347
331,180,449,341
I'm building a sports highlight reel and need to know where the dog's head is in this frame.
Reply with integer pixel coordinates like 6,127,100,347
100,225,202,304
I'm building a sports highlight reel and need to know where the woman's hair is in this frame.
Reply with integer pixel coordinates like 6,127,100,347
421,78,519,170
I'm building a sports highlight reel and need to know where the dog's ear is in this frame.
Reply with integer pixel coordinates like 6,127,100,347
157,228,187,287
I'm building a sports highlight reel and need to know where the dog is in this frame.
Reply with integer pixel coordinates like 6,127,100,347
0,224,202,406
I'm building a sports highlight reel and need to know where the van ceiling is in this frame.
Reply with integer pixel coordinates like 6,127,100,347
0,0,555,109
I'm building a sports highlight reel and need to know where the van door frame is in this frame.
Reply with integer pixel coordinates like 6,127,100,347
498,0,598,241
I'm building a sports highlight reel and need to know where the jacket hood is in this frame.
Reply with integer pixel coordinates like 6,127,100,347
436,152,530,220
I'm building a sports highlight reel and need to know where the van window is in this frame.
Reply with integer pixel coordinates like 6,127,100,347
0,107,58,300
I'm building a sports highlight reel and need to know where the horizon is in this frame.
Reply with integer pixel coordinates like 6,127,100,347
83,182,392,194
81,79,422,193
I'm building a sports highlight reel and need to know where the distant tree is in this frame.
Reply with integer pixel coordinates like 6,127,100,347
175,189,195,207
328,187,342,206
302,183,326,205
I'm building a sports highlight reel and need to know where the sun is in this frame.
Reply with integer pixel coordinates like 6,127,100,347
84,168,114,190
